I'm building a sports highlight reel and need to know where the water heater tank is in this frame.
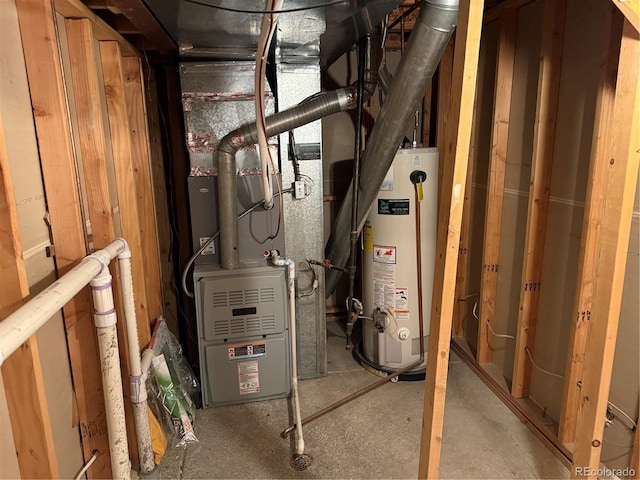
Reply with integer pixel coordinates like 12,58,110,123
361,148,438,374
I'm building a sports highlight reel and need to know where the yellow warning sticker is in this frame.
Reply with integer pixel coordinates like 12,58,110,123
363,224,373,253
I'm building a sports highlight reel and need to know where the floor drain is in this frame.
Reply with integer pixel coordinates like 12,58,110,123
290,453,312,471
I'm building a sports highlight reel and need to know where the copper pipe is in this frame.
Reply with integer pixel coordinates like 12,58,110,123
282,178,427,438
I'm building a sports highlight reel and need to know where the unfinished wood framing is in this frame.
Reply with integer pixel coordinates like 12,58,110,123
511,0,566,398
65,17,140,463
570,20,640,479
422,79,433,146
557,6,623,448
99,40,151,347
13,1,112,476
0,112,59,479
476,9,517,365
418,0,484,477
107,0,175,53
452,99,477,339
436,37,455,210
55,0,138,57
121,56,164,323
609,0,640,33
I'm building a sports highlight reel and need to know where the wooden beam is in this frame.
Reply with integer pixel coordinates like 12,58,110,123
436,36,455,213
55,0,138,57
99,41,151,347
476,9,518,365
422,79,433,147
13,1,111,476
571,20,640,479
558,5,623,448
0,108,59,480
418,1,484,477
511,0,566,398
483,0,535,24
141,64,178,334
452,96,478,338
610,0,640,33
121,56,164,323
107,0,175,53
65,18,138,464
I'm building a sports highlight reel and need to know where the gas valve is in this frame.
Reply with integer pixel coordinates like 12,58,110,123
372,308,387,332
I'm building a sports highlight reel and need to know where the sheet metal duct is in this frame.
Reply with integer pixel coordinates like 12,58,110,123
324,0,459,295
217,30,381,269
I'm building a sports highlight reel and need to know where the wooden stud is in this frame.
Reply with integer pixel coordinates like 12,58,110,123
484,0,535,24
100,41,152,349
0,110,59,480
13,1,111,476
452,97,477,339
476,9,518,365
571,20,640,479
609,0,640,33
55,0,139,57
121,56,164,323
418,1,484,477
558,5,623,448
65,18,140,464
511,0,566,398
436,36,455,211
141,64,179,333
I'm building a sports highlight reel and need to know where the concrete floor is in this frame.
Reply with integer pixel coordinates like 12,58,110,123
153,321,569,479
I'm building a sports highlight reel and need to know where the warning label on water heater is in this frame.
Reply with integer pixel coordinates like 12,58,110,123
238,361,260,395
373,245,396,311
373,245,396,264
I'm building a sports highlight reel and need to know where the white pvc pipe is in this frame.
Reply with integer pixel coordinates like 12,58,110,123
0,239,127,367
90,268,130,480
117,252,154,474
268,251,304,455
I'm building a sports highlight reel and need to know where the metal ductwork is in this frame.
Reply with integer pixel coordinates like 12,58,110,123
324,0,459,294
217,29,382,269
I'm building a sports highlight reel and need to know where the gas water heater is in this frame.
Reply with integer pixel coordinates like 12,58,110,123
360,148,438,376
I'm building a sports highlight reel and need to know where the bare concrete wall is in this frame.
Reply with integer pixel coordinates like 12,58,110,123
0,1,84,477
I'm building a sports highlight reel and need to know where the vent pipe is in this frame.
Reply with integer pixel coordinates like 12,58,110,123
324,0,459,294
217,29,381,269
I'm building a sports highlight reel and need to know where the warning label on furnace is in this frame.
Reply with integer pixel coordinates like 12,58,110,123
238,361,260,395
228,342,266,361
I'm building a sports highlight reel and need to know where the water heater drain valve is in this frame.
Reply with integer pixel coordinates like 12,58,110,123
397,328,411,341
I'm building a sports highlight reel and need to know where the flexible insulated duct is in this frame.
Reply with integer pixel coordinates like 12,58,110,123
217,29,381,270
324,0,459,295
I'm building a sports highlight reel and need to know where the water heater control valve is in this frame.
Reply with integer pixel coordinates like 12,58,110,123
397,328,410,341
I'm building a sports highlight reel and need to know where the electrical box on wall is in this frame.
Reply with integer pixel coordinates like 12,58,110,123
194,264,291,407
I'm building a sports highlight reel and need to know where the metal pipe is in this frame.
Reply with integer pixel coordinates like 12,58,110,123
217,28,382,269
282,178,428,437
324,0,459,295
345,38,367,350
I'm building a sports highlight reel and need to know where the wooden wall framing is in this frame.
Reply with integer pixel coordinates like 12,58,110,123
4,0,169,476
448,0,640,478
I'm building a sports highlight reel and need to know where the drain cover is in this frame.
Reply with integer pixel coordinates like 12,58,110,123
290,453,312,471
